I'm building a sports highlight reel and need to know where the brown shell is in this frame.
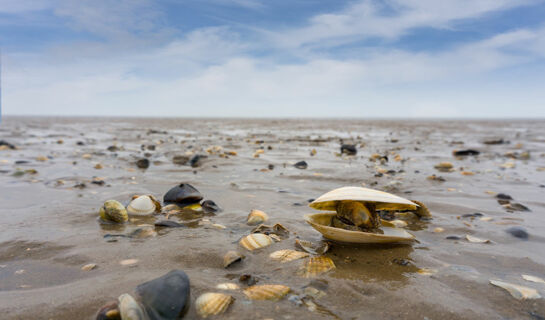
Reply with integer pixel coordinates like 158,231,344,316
269,249,309,263
243,284,290,300
195,292,234,318
410,200,432,218
301,256,336,278
223,251,244,268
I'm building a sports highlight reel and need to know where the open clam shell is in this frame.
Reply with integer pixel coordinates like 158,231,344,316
305,212,415,244
309,186,418,211
243,284,290,300
300,256,336,278
127,195,160,215
239,234,273,251
195,292,234,318
269,249,309,263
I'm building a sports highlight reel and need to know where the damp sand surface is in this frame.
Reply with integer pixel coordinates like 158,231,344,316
0,117,544,319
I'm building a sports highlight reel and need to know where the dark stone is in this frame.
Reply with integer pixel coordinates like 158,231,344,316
154,220,185,228
136,270,190,320
505,226,529,240
0,140,16,149
496,193,513,200
446,235,462,240
107,145,119,152
453,149,480,156
147,145,156,151
294,161,308,169
163,183,203,205
507,203,530,212
497,199,510,205
91,180,105,186
172,155,189,165
340,144,357,155
268,164,274,170
292,202,303,206
239,274,258,286
483,138,509,145
74,183,86,189
461,213,484,218
15,160,30,164
76,141,85,146
136,158,150,169
189,154,206,168
201,200,221,214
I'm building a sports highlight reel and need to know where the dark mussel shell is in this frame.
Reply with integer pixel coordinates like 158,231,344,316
201,199,222,214
163,183,203,205
135,270,190,320
96,300,121,320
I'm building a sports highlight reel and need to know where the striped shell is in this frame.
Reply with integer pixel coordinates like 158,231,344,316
243,285,290,300
195,292,234,318
239,233,273,251
223,251,244,268
310,187,418,211
269,250,309,263
118,294,147,320
305,212,415,244
127,195,159,215
301,256,336,278
246,209,269,225
99,200,128,223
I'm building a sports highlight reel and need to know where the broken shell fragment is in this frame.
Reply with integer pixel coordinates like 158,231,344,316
410,200,432,218
301,256,336,278
247,209,269,225
216,283,240,290
223,251,244,268
434,162,454,172
490,280,541,300
239,234,273,251
522,275,545,284
195,292,234,318
466,235,490,243
269,249,309,263
295,239,330,255
127,195,160,215
243,284,290,300
96,301,120,320
251,223,289,239
389,220,408,228
99,200,128,223
118,294,147,320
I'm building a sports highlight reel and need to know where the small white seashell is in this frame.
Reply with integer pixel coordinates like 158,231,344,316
216,283,240,290
195,292,234,318
389,220,408,228
239,233,273,251
269,250,309,263
433,227,445,233
490,280,541,300
81,263,97,271
118,293,147,320
480,217,493,222
466,235,490,243
522,275,545,284
127,195,158,215
120,259,138,266
246,209,269,225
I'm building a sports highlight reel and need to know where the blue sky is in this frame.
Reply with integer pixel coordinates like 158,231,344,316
1,0,545,117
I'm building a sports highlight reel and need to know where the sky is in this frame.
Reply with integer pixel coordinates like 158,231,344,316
1,0,545,118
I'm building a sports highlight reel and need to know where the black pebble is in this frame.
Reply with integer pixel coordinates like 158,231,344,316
341,144,357,155
136,158,150,169
189,154,206,168
453,149,480,156
461,213,484,218
446,235,462,240
0,140,16,149
155,220,185,228
505,226,529,240
294,161,308,169
496,193,513,200
136,270,190,320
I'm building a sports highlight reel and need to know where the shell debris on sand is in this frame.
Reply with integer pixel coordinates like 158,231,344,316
243,284,290,300
216,283,240,290
466,235,491,243
81,263,97,271
239,233,273,251
522,275,545,284
119,293,147,320
223,251,244,268
120,259,139,266
195,292,234,318
490,280,541,300
246,209,269,225
301,256,336,278
269,249,309,263
127,195,161,215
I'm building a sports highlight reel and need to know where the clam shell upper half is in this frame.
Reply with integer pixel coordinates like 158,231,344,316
305,212,415,244
309,187,418,211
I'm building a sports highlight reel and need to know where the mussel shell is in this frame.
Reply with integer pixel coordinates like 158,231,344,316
99,200,128,223
305,212,415,244
239,234,273,251
201,200,221,214
243,284,290,300
119,293,147,320
96,301,121,320
309,187,418,212
195,293,234,318
163,183,203,205
135,270,190,320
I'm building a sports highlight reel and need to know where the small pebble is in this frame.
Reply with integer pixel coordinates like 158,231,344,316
136,158,150,169
505,227,529,240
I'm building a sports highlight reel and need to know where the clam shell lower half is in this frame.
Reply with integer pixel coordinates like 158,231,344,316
305,213,415,244
309,186,418,211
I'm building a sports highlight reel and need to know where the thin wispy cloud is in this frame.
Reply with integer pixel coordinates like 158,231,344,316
1,0,544,117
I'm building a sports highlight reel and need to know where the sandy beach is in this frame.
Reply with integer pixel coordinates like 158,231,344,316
0,116,544,319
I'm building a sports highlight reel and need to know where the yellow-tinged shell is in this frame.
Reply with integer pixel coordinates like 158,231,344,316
239,233,273,251
410,200,432,218
195,292,234,318
118,293,146,320
99,200,128,223
243,285,290,300
309,187,418,212
223,251,244,268
127,195,160,215
305,212,415,244
389,219,408,228
216,283,240,290
301,256,336,278
490,280,541,300
269,249,309,263
246,209,269,225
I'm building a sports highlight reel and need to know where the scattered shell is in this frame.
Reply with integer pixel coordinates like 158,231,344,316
81,263,97,271
216,283,240,290
243,284,290,300
417,268,438,275
522,275,545,284
433,227,445,233
95,301,120,320
269,250,309,263
119,293,147,320
223,251,244,268
295,239,330,255
251,223,289,239
434,162,454,172
480,217,493,222
195,293,234,318
129,227,157,239
247,209,269,225
239,234,273,251
99,200,128,223
460,171,474,176
466,235,490,243
120,259,138,266
490,280,541,300
301,256,336,278
127,195,160,215
389,220,408,228
410,200,432,218
36,156,49,161
94,163,103,169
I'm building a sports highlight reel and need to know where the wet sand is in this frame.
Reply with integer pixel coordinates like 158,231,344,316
0,117,544,319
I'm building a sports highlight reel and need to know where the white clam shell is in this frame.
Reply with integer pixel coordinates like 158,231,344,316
310,187,418,211
490,280,541,300
269,249,309,263
127,196,157,215
246,209,269,225
239,233,273,251
195,292,234,318
305,212,415,244
118,293,147,320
